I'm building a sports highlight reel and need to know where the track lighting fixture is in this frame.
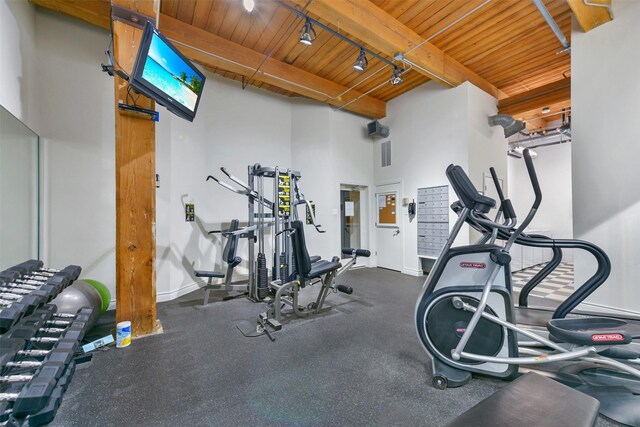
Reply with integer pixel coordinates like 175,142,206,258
299,18,316,46
389,66,403,85
353,49,368,72
282,3,399,77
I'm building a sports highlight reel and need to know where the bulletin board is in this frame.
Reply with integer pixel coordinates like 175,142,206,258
377,192,397,226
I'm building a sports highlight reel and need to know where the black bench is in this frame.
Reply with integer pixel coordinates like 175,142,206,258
446,372,599,427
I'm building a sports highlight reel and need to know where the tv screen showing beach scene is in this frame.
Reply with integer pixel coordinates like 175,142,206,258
140,32,203,113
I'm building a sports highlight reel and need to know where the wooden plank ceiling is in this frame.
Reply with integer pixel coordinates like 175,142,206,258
31,0,575,127
160,0,571,128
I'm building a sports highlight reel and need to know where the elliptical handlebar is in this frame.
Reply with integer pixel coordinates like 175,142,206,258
523,149,542,209
503,149,542,250
469,210,517,231
489,167,506,202
489,167,516,221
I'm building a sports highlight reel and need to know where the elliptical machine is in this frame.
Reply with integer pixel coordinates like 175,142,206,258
415,149,640,390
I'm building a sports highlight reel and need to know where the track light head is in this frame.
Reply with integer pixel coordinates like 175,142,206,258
389,66,403,85
242,0,255,12
353,49,368,72
299,19,316,46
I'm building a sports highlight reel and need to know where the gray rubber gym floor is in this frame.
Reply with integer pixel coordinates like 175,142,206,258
52,268,622,426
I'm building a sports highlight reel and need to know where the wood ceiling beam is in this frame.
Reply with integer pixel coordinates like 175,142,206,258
30,0,110,29
498,78,570,118
29,0,387,118
523,117,548,131
288,0,506,99
566,0,612,32
158,15,386,118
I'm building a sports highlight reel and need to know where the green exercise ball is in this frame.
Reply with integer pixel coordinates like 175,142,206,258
83,279,111,313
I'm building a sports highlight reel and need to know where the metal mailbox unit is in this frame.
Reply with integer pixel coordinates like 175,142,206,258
417,185,449,258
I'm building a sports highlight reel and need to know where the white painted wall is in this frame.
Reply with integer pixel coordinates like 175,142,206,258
329,109,374,262
572,1,640,315
507,142,573,261
161,73,293,301
12,8,295,304
374,81,505,275
0,107,39,266
4,6,374,305
5,5,509,306
290,99,374,264
34,11,116,294
376,82,467,275
0,0,38,128
291,100,333,259
0,0,40,268
467,81,509,198
466,83,509,243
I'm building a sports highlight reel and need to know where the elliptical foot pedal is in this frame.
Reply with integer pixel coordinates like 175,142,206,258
547,317,633,346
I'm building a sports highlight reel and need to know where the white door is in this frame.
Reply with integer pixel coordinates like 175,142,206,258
375,183,402,271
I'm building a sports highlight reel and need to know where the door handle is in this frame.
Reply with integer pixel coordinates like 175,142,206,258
393,229,400,236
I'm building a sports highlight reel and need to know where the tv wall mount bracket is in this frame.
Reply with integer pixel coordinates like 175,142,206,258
111,4,156,30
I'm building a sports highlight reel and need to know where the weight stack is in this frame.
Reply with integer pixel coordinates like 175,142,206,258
257,253,269,300
279,253,288,284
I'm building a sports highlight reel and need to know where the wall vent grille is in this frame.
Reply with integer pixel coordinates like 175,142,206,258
381,140,391,167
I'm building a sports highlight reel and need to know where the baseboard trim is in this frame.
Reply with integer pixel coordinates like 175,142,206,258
402,267,422,277
156,280,204,303
106,273,250,309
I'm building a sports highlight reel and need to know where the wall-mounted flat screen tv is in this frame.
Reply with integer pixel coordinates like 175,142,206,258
130,22,206,122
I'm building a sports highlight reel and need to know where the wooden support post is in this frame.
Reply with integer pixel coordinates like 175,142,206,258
112,0,158,336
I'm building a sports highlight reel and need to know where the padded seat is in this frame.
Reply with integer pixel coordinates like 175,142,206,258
308,260,341,279
446,372,599,427
446,164,496,214
310,255,321,264
194,270,224,279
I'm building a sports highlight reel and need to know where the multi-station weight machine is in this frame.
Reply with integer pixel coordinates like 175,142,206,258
207,163,370,339
207,164,324,302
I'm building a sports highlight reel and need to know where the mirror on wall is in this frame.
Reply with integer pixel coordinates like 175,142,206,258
0,105,40,267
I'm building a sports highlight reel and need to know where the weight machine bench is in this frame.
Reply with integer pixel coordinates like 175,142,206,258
259,220,369,335
445,372,599,427
259,220,341,331
194,219,246,305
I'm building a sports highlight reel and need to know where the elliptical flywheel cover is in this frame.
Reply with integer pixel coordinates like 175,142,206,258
426,295,504,364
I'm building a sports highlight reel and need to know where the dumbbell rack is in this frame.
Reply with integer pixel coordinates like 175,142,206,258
1,260,82,333
0,260,94,426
